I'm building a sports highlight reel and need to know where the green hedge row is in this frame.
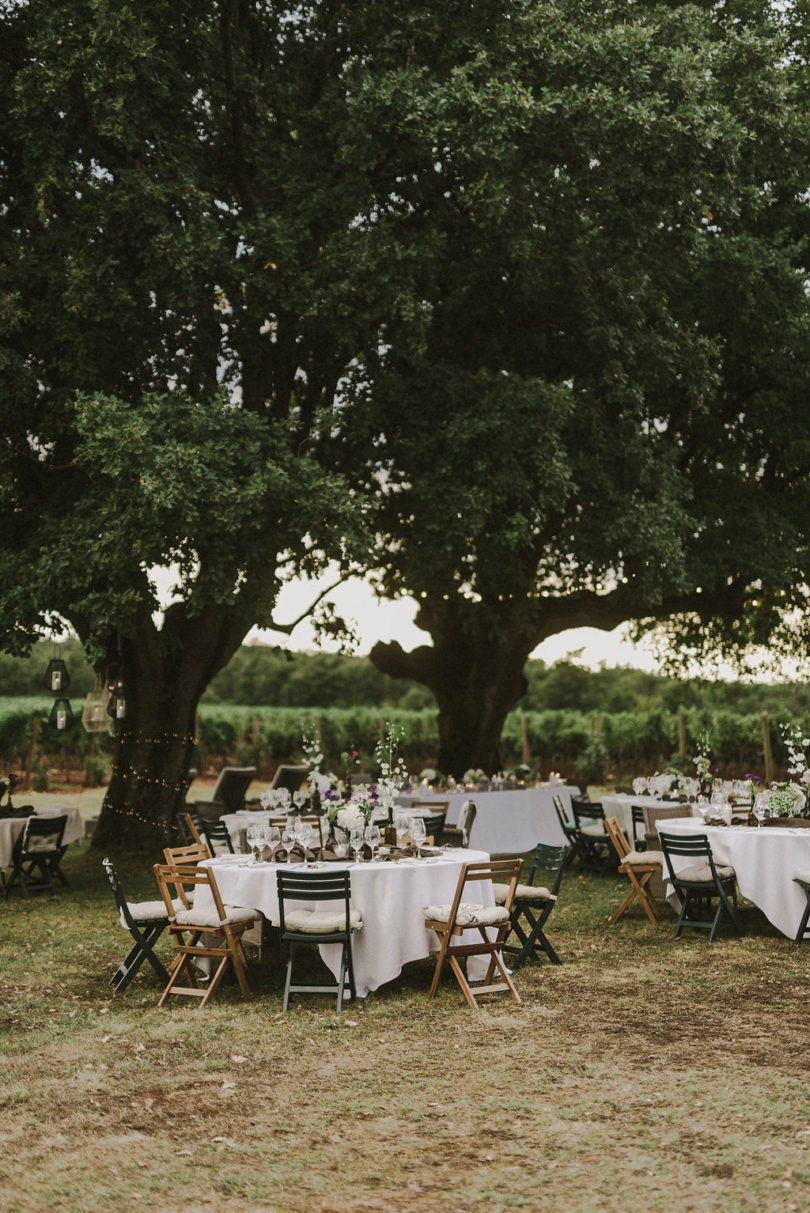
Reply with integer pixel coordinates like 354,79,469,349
0,698,800,779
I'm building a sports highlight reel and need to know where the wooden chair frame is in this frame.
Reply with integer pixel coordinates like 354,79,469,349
659,832,743,943
604,817,663,928
153,863,254,1008
424,859,522,1009
103,858,170,992
502,842,568,968
163,841,212,867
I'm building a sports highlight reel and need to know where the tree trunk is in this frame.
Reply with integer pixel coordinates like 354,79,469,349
91,604,250,856
370,601,536,777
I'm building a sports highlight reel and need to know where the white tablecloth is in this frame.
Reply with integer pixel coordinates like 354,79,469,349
0,805,84,871
197,848,492,997
656,817,810,939
399,786,579,854
601,794,694,838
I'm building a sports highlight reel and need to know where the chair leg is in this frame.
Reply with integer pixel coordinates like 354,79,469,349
794,886,810,943
111,925,169,992
344,935,357,1002
428,930,452,999
283,940,297,1011
505,905,562,968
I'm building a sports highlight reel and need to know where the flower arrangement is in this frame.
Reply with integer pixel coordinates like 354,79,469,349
770,724,810,816
692,731,713,793
462,768,488,787
321,722,408,838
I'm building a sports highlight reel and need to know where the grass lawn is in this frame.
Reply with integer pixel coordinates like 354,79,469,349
1,819,808,1213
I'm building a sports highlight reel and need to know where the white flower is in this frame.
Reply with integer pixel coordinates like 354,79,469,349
336,806,364,832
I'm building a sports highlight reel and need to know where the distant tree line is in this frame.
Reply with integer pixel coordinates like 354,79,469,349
2,639,807,719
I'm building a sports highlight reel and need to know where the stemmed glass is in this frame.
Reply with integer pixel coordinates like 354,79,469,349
753,792,770,827
282,824,297,860
296,820,314,855
365,824,381,862
266,825,281,851
350,828,364,862
410,817,427,858
246,823,260,859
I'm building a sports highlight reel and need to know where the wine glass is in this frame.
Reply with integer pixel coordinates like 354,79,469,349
296,820,314,854
365,824,381,862
266,826,281,851
245,823,260,858
276,788,291,812
260,790,272,810
282,824,297,859
350,828,364,862
753,791,770,827
411,817,427,858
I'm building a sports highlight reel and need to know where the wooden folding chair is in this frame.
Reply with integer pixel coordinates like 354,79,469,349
423,859,522,1009
163,841,212,866
153,863,255,1008
604,816,663,927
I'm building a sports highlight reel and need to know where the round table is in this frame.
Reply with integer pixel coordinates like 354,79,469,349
197,848,492,997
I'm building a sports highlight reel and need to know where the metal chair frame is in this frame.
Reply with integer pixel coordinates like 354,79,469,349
503,842,568,968
659,832,743,943
277,869,360,1011
4,815,69,899
102,858,170,992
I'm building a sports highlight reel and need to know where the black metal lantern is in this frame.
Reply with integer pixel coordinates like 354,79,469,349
106,681,127,721
42,657,70,694
48,697,74,731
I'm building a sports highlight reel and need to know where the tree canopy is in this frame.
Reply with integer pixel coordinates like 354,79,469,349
353,0,810,771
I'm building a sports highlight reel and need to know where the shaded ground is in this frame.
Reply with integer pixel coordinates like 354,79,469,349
0,844,808,1212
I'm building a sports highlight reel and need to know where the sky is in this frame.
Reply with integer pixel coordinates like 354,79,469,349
252,570,663,671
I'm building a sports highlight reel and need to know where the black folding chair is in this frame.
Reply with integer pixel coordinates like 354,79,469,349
277,869,363,1011
793,872,810,943
201,819,235,855
630,805,647,852
497,842,568,968
421,811,447,844
552,795,581,867
175,810,207,846
571,797,614,876
659,832,743,943
4,815,68,899
102,858,171,992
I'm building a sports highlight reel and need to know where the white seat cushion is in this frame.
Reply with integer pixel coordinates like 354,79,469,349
423,901,510,927
120,897,192,928
492,882,552,904
794,870,810,884
173,905,255,928
621,850,663,867
580,823,605,837
283,909,363,933
674,862,735,884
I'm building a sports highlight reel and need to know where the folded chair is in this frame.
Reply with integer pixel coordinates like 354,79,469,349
630,805,647,852
4,815,69,899
423,858,522,1009
439,800,477,847
103,858,171,992
277,869,363,1011
659,832,743,943
604,817,663,928
495,842,568,967
153,863,255,1008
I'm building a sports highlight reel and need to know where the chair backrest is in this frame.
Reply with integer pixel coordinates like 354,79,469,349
642,804,692,849
553,794,573,830
572,799,605,827
604,816,632,862
631,804,646,841
658,831,715,884
410,800,450,813
526,843,568,896
163,841,212,866
153,862,227,924
271,764,309,792
276,869,352,936
422,812,447,841
447,858,522,918
102,857,129,918
457,800,477,842
201,820,235,855
209,767,257,812
18,814,67,855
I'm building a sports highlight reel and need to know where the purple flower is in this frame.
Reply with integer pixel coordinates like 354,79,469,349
324,788,339,801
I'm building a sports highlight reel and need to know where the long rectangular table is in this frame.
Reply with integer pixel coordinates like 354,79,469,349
399,785,580,854
0,805,84,871
197,848,493,998
656,817,810,939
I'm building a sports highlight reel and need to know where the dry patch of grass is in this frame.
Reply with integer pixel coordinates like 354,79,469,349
1,845,808,1213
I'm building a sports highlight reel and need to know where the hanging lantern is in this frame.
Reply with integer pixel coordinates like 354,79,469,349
48,697,74,731
81,688,111,733
106,681,127,721
42,657,70,694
